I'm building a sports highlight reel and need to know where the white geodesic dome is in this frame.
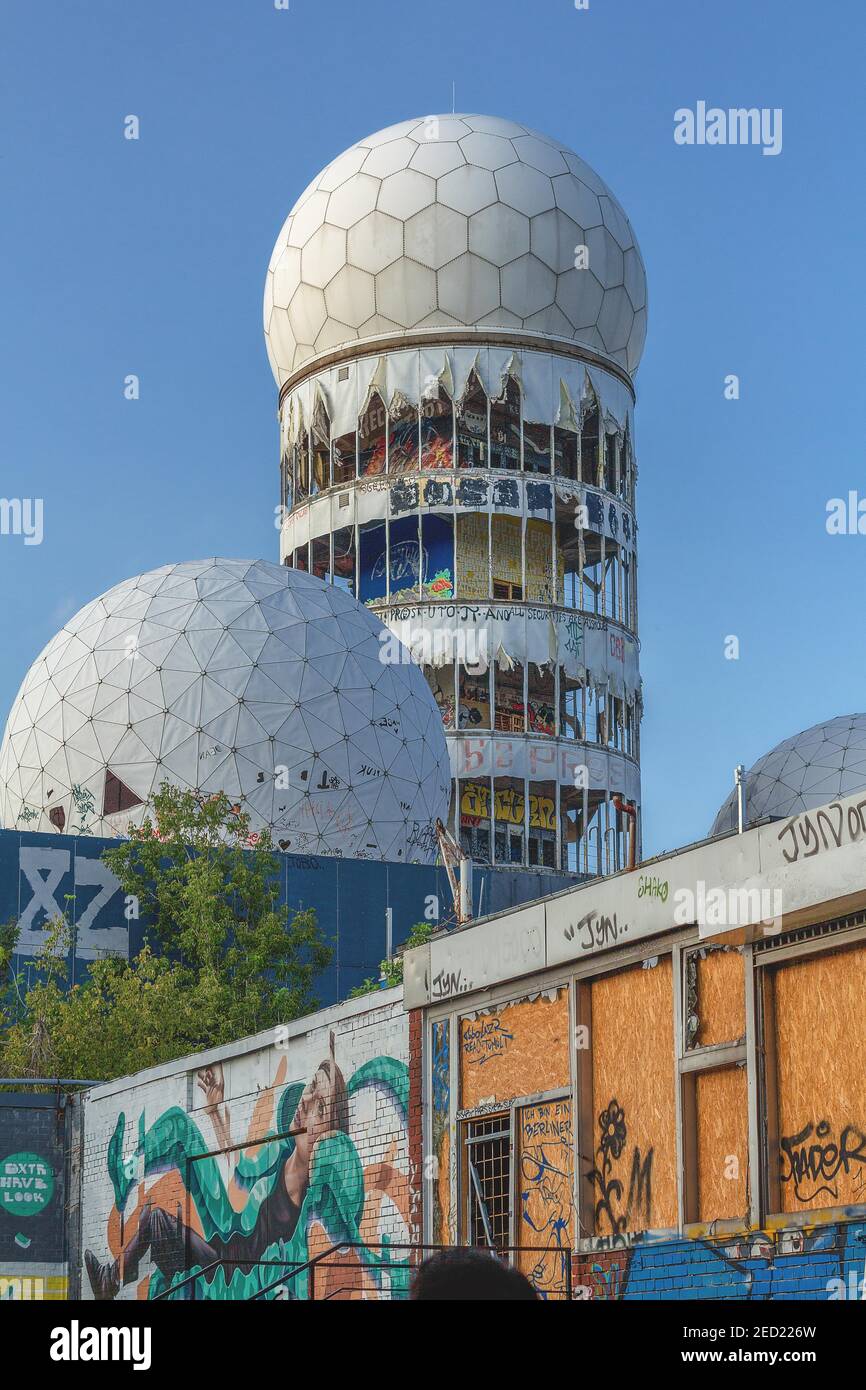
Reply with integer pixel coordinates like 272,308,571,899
0,560,450,861
710,715,866,835
264,114,647,385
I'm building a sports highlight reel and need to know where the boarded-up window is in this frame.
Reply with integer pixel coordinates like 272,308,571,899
516,1099,574,1298
460,990,569,1110
695,1067,749,1221
589,958,677,1233
772,943,866,1213
688,947,745,1049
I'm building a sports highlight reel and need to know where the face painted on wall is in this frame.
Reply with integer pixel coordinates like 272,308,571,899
290,1036,347,1165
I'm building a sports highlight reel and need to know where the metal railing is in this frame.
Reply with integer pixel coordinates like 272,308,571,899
150,1240,573,1301
252,1240,573,1301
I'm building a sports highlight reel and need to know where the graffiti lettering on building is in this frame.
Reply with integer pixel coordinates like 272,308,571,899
461,1016,514,1068
777,799,866,863
780,1120,866,1205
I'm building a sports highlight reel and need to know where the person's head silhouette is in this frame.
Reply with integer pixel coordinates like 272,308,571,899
410,1249,538,1301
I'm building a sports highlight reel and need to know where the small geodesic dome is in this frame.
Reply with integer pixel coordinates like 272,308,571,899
710,715,866,834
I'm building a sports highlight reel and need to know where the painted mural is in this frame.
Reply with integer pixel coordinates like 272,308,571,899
83,1037,411,1301
575,1219,866,1301
430,1019,451,1245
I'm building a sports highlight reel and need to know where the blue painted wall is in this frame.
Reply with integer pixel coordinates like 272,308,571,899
0,828,577,1004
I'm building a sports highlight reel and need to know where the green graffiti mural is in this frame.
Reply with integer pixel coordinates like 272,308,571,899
85,1038,410,1301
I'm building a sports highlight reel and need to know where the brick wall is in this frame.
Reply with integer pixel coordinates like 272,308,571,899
573,1220,866,1301
80,989,414,1300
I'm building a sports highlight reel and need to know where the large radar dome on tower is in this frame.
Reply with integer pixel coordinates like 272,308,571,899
264,114,647,386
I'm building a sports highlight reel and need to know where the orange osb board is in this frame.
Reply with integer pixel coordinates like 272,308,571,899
695,1066,749,1221
590,958,677,1234
516,1098,575,1297
459,989,569,1110
695,948,745,1047
773,943,866,1213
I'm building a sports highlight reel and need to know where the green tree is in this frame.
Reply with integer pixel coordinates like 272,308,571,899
0,785,332,1082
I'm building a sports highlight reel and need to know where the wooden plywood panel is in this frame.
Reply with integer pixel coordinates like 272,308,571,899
695,1066,749,1221
696,948,745,1047
516,1099,574,1298
590,958,677,1233
774,944,866,1213
459,989,569,1110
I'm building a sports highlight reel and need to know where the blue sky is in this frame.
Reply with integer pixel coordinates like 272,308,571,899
1,0,864,857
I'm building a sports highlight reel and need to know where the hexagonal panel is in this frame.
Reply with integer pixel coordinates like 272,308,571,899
556,268,605,330
375,259,437,327
438,253,500,320
585,226,625,290
408,116,472,142
287,173,324,216
347,211,404,274
325,264,375,327
405,203,468,270
327,174,381,229
552,175,602,228
316,145,369,192
522,304,575,337
530,209,584,274
623,248,647,311
358,313,403,338
465,115,528,138
500,254,556,319
468,203,530,266
362,137,417,179
300,224,347,289
600,195,633,251
267,216,293,271
628,308,648,372
415,309,463,329
494,163,555,217
359,118,421,148
377,168,436,220
271,246,302,308
512,136,568,176
437,164,498,216
314,318,356,353
597,286,634,353
562,150,608,194
265,309,296,377
572,324,606,354
476,306,523,330
286,190,330,248
409,141,466,177
459,131,516,170
287,283,327,344
292,342,314,371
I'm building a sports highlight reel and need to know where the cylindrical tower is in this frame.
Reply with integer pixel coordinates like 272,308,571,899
264,114,646,877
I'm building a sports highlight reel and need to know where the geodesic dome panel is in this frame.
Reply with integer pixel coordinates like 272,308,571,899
0,560,450,862
264,114,647,385
710,714,866,835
